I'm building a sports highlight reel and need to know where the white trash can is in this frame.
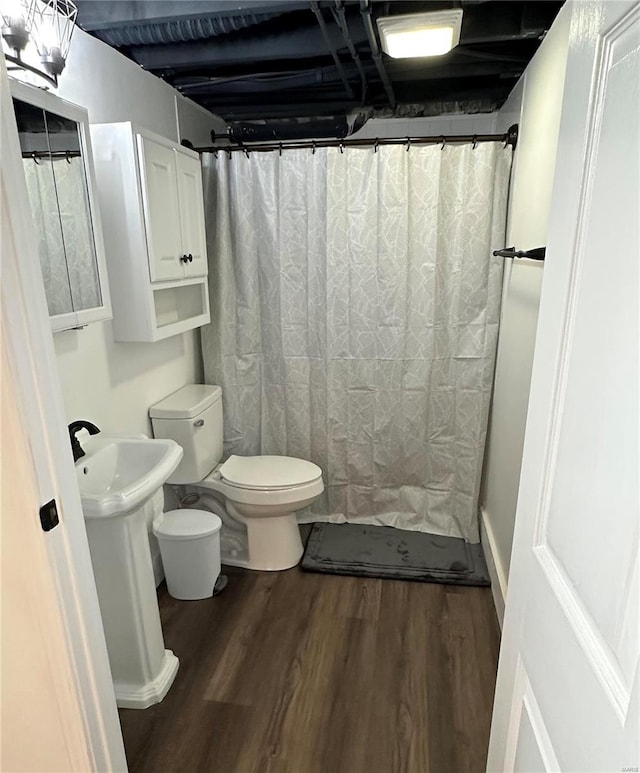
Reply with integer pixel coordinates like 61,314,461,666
153,509,222,600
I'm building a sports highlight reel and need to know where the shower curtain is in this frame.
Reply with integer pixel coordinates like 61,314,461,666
201,143,510,542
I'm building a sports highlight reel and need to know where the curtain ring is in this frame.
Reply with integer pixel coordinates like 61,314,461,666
312,141,316,155
440,136,446,150
66,151,72,163
374,138,379,153
406,137,411,152
339,141,344,154
243,147,250,158
472,135,478,150
279,143,283,157
32,152,40,165
213,149,218,158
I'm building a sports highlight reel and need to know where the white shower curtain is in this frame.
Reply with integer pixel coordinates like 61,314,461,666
201,143,510,541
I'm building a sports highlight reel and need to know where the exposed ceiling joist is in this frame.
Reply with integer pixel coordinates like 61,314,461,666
75,0,564,137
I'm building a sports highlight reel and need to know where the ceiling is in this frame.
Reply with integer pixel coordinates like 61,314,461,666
75,0,563,141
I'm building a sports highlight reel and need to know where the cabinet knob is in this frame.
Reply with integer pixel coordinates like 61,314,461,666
188,254,193,262
193,419,205,427
180,254,188,263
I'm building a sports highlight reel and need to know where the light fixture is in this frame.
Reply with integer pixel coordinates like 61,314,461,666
1,0,77,86
376,9,463,59
1,0,35,51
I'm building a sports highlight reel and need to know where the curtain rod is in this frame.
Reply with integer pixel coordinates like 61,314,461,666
194,124,518,155
22,149,82,161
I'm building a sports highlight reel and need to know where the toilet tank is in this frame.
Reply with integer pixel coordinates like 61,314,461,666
149,385,223,485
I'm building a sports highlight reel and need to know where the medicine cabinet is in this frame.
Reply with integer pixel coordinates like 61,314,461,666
11,80,111,332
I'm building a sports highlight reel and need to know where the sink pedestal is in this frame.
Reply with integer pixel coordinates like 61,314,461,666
85,489,178,709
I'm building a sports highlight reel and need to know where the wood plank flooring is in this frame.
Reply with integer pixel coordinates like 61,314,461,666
119,565,501,773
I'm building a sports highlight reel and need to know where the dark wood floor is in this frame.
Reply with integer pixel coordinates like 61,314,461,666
119,565,500,773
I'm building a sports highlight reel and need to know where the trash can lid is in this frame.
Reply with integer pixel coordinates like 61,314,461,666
154,509,222,541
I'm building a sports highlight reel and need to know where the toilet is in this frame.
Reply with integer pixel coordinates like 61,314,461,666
149,385,324,571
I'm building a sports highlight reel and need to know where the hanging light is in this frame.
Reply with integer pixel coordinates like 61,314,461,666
1,0,77,86
1,0,36,52
32,0,76,78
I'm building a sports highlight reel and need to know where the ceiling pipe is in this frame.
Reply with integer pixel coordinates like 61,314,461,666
332,1,367,104
359,0,395,109
175,63,357,94
310,1,354,100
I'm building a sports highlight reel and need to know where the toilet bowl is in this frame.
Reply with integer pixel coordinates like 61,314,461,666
149,386,324,571
200,456,323,570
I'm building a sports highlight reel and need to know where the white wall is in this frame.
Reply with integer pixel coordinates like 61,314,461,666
58,28,226,145
33,29,226,437
351,113,497,139
480,5,572,625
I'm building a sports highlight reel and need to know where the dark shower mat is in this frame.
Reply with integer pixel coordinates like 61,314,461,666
301,522,491,586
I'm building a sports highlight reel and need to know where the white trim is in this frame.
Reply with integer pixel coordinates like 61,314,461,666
502,655,527,773
480,507,507,629
535,544,635,723
115,651,179,710
521,687,561,772
505,658,561,773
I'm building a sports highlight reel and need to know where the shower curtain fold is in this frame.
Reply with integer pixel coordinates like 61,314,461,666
201,143,510,542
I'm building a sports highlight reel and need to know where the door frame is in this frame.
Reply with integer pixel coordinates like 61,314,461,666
1,58,127,771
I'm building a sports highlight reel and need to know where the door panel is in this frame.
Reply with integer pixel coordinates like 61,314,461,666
175,149,208,278
138,136,183,282
513,680,559,772
488,3,640,771
513,710,547,773
542,13,639,656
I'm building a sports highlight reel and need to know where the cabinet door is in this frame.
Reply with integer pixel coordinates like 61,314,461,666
12,86,112,332
175,149,208,278
138,136,183,282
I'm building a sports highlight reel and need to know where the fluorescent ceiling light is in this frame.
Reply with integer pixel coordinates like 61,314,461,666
377,9,463,59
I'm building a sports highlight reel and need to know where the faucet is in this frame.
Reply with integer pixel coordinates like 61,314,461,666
68,420,101,462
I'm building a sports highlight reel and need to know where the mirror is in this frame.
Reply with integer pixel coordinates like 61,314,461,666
13,96,103,319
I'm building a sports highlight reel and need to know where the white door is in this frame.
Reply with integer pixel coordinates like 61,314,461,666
175,148,208,278
1,60,127,772
488,3,639,771
138,135,184,282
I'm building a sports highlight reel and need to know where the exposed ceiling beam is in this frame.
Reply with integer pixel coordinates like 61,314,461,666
126,20,365,71
112,22,549,78
175,60,522,99
75,1,311,29
73,0,564,129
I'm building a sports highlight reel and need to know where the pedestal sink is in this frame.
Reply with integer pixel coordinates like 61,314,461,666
77,434,183,709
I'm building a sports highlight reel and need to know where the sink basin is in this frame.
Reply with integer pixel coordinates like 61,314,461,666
76,435,183,518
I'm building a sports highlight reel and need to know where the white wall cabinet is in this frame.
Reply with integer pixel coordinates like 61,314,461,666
90,123,210,342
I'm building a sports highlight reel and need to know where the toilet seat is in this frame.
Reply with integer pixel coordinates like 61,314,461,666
199,457,324,508
219,455,322,490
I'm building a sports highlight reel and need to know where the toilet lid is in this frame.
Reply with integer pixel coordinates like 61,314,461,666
219,455,322,490
154,509,222,541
